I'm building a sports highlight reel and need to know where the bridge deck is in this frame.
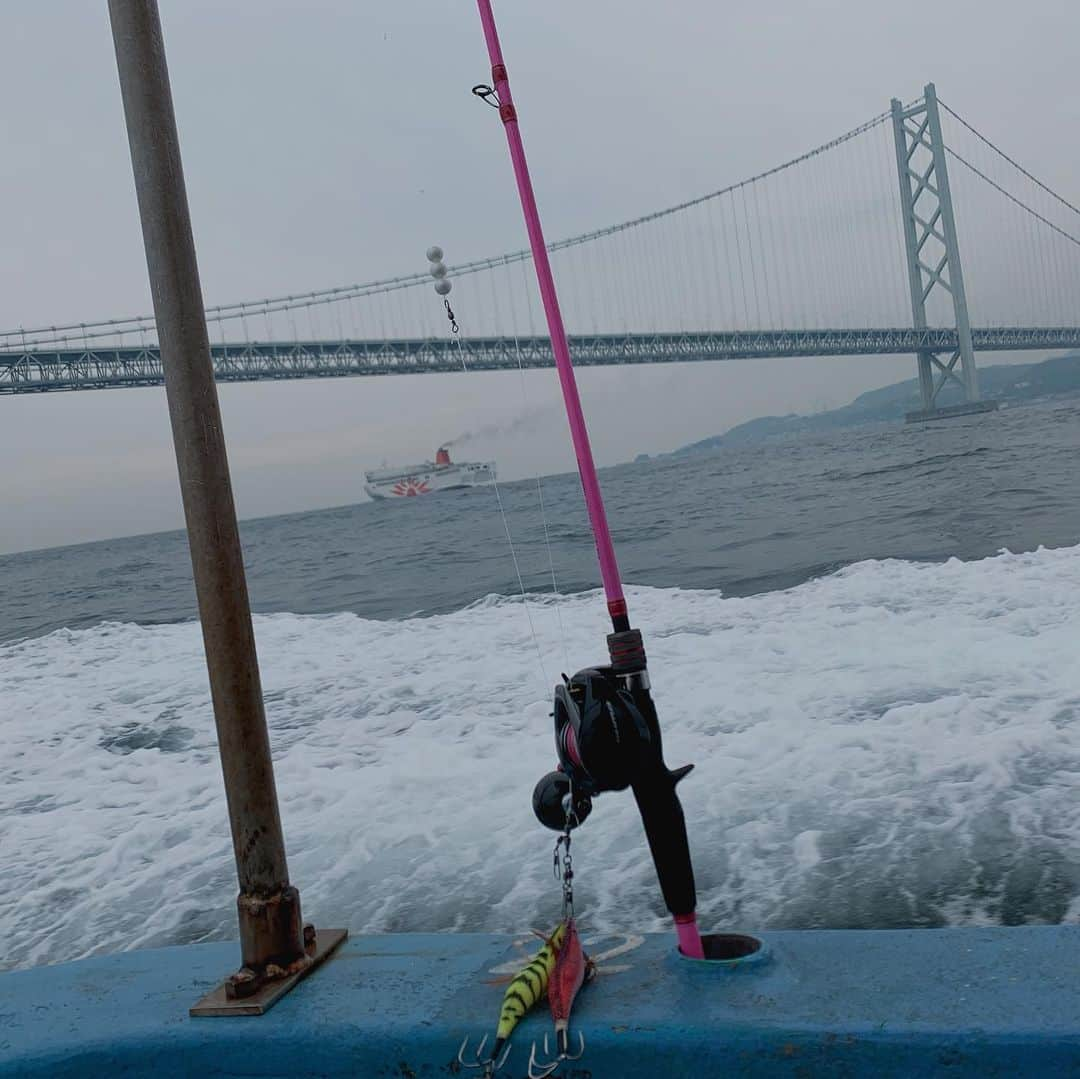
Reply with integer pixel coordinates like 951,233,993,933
2,327,1079,393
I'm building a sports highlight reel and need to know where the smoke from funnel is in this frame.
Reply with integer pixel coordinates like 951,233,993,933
444,403,560,450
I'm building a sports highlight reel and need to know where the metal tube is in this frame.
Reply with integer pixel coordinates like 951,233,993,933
108,0,303,972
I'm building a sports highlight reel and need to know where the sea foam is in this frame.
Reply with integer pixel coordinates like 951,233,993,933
3,545,1079,971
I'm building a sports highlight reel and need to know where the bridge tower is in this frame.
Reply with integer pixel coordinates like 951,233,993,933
891,84,994,422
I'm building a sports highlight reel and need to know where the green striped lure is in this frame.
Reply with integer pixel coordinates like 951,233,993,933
458,922,567,1076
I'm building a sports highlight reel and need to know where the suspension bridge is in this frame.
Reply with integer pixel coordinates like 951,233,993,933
3,84,1079,419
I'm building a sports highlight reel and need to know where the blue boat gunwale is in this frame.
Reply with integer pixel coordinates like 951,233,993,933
3,926,1080,1077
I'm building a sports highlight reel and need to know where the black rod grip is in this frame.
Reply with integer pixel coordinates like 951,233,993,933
624,679,697,917
632,766,697,917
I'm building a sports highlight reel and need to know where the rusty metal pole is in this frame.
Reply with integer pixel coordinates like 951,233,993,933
107,0,344,1013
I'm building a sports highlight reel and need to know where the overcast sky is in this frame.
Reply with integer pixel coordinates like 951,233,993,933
2,1,1078,556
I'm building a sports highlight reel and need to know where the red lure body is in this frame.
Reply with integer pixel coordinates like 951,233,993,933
548,918,586,1045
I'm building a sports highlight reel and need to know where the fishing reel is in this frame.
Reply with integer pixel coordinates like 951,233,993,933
532,663,692,833
532,629,700,943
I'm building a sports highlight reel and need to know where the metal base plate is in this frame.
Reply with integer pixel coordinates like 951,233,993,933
190,928,348,1017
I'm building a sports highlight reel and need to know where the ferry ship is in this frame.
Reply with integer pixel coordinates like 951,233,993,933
363,446,496,499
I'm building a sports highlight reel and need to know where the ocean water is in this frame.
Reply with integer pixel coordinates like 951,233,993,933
2,398,1080,972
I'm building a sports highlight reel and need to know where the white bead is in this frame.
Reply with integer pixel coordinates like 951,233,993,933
434,279,452,296
426,246,444,263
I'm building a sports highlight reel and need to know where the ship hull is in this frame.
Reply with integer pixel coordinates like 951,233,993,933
364,461,495,499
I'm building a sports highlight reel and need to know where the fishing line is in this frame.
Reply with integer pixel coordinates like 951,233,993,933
429,248,550,691
511,255,570,675
496,252,570,674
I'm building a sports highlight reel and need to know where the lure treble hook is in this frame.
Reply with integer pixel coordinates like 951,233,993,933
527,1030,586,1079
456,1033,512,1077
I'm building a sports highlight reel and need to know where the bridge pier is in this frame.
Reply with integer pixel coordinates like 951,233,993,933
904,399,999,424
891,84,992,422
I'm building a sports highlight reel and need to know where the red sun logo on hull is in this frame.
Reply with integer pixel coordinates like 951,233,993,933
391,478,431,497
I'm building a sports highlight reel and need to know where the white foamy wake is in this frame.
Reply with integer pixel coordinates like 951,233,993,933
3,546,1080,971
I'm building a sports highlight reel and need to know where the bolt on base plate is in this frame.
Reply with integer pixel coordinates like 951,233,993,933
190,927,348,1017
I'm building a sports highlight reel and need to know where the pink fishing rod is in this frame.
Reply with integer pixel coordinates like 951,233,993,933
474,0,628,633
474,0,704,960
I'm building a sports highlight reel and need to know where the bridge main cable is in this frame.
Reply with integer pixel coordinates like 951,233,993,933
1,108,895,350
938,99,1080,221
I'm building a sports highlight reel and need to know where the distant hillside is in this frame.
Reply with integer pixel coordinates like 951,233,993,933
672,353,1080,456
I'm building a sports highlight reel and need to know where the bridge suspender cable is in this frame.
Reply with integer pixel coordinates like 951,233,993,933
0,110,899,347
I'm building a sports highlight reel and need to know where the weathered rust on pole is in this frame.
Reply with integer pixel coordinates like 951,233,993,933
107,0,305,982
